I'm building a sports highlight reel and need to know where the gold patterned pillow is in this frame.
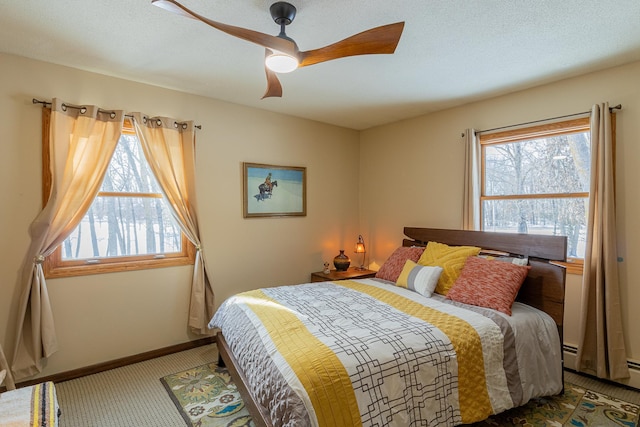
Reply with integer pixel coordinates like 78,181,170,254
417,241,481,295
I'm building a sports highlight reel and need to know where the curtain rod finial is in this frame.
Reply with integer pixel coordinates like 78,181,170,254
32,98,51,107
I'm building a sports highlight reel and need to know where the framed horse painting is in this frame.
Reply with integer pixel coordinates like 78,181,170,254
242,162,307,218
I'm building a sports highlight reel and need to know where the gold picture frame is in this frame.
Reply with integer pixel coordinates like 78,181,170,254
242,162,307,218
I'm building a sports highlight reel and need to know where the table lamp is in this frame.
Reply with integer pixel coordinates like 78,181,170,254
355,235,366,270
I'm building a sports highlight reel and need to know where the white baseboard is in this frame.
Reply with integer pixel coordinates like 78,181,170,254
564,345,640,390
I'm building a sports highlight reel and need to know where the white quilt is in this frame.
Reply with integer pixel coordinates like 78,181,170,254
210,278,562,426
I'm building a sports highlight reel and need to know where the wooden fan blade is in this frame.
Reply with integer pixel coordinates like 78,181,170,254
298,22,405,67
152,0,298,56
262,50,283,99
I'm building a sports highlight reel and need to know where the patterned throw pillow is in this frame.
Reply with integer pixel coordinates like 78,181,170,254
417,241,481,295
375,246,425,282
446,255,531,315
396,260,443,298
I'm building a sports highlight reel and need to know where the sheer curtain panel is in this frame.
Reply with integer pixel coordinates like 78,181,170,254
131,113,214,335
462,129,481,230
576,103,629,380
11,99,123,379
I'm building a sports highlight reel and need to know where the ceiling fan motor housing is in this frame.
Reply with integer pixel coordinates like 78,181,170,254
270,2,297,25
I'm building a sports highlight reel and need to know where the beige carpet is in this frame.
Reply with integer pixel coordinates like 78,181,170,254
55,343,640,427
56,344,218,427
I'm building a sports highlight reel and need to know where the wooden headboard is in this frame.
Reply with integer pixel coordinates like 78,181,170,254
403,227,567,340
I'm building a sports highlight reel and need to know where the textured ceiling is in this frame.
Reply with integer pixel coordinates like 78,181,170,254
2,0,640,130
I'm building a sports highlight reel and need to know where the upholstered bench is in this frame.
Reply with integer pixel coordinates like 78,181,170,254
0,381,60,426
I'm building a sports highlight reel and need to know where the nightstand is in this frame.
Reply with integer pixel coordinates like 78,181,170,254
310,267,377,283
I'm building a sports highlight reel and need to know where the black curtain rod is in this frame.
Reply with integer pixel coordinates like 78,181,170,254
475,104,622,135
32,98,202,130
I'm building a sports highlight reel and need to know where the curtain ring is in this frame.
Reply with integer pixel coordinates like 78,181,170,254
156,118,162,126
34,254,45,264
182,123,187,130
142,116,148,124
173,121,178,129
61,103,68,112
110,112,116,119
80,107,87,114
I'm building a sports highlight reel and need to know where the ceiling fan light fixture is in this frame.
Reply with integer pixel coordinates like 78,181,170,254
265,52,299,73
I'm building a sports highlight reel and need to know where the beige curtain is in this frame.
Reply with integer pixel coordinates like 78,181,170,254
11,99,123,380
575,103,629,380
0,343,16,390
131,113,214,335
462,128,481,230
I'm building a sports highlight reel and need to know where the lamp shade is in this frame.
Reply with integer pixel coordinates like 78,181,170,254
265,52,299,73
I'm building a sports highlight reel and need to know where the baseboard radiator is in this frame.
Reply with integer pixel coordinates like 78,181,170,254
564,344,640,390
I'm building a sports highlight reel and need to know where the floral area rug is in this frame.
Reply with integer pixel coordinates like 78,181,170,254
161,363,254,427
163,363,638,427
470,382,639,427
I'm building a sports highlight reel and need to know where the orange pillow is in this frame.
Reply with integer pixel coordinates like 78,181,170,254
375,246,425,282
446,256,531,315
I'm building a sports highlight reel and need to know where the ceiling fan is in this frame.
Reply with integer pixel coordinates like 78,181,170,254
151,0,405,99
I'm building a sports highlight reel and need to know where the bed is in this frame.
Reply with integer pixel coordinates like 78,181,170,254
209,227,567,427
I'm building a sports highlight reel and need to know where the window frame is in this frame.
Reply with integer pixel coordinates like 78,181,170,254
41,108,195,279
479,116,603,275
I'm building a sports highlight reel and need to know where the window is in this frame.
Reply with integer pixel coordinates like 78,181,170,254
480,117,600,274
43,111,194,278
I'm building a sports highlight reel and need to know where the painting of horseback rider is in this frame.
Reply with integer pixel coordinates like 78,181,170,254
243,162,306,218
258,172,277,201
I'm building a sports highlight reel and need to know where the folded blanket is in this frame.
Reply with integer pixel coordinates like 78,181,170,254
0,381,60,426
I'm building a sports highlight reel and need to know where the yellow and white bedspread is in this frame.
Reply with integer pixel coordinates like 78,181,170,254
209,279,562,427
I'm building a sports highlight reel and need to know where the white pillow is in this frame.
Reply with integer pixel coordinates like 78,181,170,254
479,255,529,266
396,260,443,298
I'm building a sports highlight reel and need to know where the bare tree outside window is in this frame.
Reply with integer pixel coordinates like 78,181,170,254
61,134,182,260
480,118,591,260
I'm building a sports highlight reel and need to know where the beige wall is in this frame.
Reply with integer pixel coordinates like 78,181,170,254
2,51,639,383
0,53,360,379
360,60,640,370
